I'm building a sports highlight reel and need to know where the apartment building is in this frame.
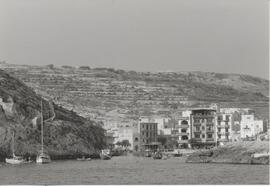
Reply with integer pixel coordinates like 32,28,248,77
138,118,159,151
190,108,217,147
216,113,232,143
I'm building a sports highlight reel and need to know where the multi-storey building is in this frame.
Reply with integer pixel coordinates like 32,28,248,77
138,118,159,151
216,113,232,143
177,116,191,148
190,108,217,147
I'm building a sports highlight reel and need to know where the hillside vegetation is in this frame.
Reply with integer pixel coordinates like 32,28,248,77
0,63,269,128
0,69,106,160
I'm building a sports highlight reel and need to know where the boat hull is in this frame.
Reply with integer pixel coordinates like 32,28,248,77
5,158,25,164
36,154,51,164
100,153,111,160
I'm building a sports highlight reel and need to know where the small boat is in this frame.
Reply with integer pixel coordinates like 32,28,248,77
144,149,152,157
6,154,26,165
36,100,51,164
100,149,111,160
153,151,163,160
36,152,51,164
5,131,26,165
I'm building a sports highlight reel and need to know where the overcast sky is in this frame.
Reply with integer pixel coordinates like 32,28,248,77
0,0,268,79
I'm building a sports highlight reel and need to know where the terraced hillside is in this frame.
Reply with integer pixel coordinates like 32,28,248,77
0,62,268,128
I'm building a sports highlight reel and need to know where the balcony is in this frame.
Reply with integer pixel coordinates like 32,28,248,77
206,138,215,141
178,140,189,144
217,131,230,135
193,115,214,118
193,131,201,133
179,124,189,128
217,138,229,142
193,122,201,126
179,132,189,136
193,138,202,142
217,124,230,128
206,130,214,133
206,122,214,126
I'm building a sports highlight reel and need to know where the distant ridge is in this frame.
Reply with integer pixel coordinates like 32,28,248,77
0,62,269,129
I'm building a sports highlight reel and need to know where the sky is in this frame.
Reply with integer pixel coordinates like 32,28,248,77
0,0,269,79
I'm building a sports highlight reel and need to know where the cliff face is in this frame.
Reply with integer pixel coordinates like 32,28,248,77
0,69,106,160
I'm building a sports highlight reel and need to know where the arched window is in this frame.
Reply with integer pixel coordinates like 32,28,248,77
181,120,188,125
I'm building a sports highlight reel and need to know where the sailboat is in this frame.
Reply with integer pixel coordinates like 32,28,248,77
5,131,26,164
36,100,51,164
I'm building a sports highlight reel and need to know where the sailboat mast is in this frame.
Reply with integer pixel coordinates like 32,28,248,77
41,99,44,154
12,130,15,157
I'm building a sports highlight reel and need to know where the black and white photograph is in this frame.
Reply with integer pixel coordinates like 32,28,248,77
0,0,269,185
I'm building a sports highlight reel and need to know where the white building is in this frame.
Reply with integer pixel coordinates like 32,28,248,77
115,126,137,150
240,114,263,139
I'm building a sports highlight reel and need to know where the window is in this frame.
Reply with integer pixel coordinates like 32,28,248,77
146,125,148,130
181,129,187,133
195,134,200,138
225,128,229,132
196,126,200,131
202,134,205,138
202,126,205,131
207,134,212,138
135,137,138,142
226,115,230,121
218,128,221,132
218,135,221,139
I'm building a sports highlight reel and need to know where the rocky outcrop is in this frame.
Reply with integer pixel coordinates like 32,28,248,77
0,69,106,161
186,141,269,164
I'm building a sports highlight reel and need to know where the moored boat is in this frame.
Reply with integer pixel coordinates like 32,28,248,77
100,149,111,160
36,100,51,164
6,154,26,165
144,149,152,157
153,151,163,160
5,131,26,165
36,152,51,164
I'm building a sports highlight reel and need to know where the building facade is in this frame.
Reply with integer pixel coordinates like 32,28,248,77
240,114,264,139
138,120,158,151
190,109,217,147
216,113,232,143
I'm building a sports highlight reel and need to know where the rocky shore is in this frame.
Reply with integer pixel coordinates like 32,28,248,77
186,141,269,165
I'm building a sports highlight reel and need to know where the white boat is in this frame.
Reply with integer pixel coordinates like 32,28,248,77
100,149,112,160
6,154,26,164
36,100,51,164
36,152,51,164
5,131,26,164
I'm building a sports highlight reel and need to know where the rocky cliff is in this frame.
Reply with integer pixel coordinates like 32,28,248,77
0,69,106,161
